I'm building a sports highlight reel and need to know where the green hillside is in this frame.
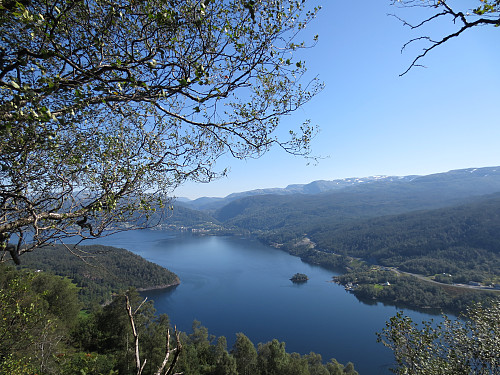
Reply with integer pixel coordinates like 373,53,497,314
202,169,500,311
19,244,179,306
310,193,500,284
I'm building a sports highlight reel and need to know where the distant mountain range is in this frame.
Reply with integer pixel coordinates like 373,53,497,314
176,166,500,212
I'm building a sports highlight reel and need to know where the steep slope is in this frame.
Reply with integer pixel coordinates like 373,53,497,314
134,203,220,228
179,175,417,211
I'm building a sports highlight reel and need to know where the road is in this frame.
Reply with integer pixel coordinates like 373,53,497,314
385,266,500,293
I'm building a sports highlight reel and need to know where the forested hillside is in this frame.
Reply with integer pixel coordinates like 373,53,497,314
133,203,222,229
19,244,180,306
179,176,416,211
208,168,500,282
186,168,500,311
310,193,500,284
162,204,221,227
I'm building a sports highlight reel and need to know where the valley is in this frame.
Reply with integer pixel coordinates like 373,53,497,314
167,167,500,311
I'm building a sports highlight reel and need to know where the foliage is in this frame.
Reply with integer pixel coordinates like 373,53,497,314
392,0,500,75
56,288,177,375
54,352,118,375
290,272,308,282
0,265,83,374
378,302,500,374
82,295,360,375
0,354,39,375
254,339,358,375
0,0,322,262
232,333,258,375
310,194,500,284
335,268,497,313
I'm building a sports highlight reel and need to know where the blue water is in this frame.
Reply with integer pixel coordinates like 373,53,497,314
87,229,447,375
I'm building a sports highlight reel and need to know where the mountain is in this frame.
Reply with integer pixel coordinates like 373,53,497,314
164,204,220,227
224,176,414,198
176,176,419,211
212,166,500,233
274,175,418,195
170,166,500,310
176,196,228,211
131,202,220,230
177,167,500,211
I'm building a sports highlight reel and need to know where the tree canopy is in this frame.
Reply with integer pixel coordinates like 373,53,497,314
378,302,500,374
0,0,322,262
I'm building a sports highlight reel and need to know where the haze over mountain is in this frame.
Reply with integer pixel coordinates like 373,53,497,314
176,166,500,214
176,175,418,210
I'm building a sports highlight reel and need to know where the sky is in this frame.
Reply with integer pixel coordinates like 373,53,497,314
175,0,500,199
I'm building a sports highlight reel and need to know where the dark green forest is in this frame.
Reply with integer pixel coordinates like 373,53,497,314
209,172,500,285
0,265,358,375
18,244,180,307
333,268,497,313
213,167,500,233
256,195,500,311
144,204,223,230
309,194,500,283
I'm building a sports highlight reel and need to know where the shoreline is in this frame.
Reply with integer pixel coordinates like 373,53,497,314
137,278,181,292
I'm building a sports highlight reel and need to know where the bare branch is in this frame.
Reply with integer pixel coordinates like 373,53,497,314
125,295,146,375
125,295,182,375
155,326,182,375
393,0,500,75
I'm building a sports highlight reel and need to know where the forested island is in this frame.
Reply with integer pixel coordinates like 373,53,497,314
290,273,309,282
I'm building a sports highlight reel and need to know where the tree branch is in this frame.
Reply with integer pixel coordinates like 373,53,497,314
393,0,500,75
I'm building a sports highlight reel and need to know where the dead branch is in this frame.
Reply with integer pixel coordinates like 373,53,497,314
125,295,146,375
125,295,182,375
155,326,183,375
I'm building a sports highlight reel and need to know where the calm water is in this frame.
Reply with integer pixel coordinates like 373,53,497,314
89,229,446,375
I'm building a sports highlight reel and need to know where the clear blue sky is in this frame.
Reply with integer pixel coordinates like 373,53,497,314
175,0,500,199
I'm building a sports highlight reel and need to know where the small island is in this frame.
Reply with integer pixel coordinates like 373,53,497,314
290,273,309,283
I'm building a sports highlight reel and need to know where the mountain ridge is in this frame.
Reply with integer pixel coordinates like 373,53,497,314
176,166,499,211
209,166,500,231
